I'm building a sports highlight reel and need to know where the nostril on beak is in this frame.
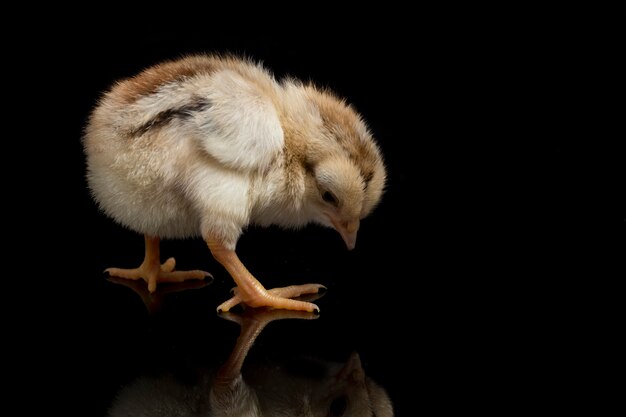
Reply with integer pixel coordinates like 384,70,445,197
345,220,359,234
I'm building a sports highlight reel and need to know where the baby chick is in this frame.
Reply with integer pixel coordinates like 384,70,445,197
84,54,386,313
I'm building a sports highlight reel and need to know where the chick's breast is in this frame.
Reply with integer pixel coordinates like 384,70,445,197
83,56,285,242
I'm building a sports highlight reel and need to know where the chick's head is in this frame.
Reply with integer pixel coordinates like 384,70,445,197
302,94,386,250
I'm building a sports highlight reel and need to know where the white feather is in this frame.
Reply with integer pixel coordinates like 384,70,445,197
193,70,284,172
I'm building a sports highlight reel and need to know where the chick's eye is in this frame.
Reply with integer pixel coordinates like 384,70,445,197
322,191,338,206
328,395,347,416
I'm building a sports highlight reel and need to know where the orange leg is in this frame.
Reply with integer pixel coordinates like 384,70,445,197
105,235,210,293
208,239,325,313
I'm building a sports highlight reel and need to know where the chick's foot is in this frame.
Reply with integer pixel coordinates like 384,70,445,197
208,240,325,313
105,260,209,293
105,235,210,293
217,283,325,313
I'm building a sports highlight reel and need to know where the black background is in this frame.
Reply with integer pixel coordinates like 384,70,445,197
15,10,623,416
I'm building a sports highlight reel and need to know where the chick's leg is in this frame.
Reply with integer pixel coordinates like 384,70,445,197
105,235,210,293
208,240,325,313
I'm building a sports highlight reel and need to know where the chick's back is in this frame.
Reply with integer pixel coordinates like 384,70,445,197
83,55,285,239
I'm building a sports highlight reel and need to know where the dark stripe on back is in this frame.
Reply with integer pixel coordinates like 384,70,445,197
362,169,374,186
131,97,211,137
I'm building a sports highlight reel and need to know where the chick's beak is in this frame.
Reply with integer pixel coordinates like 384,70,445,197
331,218,360,250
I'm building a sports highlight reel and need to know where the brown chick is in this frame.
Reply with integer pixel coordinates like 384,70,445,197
83,55,386,313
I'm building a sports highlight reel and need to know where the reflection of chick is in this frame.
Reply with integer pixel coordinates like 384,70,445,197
84,55,386,313
107,306,393,416
107,274,212,314
242,351,393,417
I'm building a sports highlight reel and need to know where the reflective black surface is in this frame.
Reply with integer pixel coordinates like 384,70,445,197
102,290,393,416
